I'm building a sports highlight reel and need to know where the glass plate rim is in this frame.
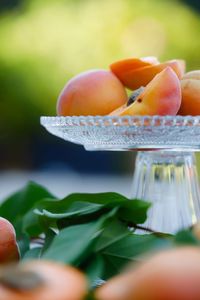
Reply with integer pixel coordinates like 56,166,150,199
40,115,200,127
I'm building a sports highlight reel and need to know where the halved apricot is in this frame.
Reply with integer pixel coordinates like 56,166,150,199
109,67,181,116
110,58,185,90
110,56,159,76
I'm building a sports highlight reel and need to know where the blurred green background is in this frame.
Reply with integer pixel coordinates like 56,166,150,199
0,0,200,173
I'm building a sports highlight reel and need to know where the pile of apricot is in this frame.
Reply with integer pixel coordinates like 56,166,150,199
2,217,200,299
57,57,200,117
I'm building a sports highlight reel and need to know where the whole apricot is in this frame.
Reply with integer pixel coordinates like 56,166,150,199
182,70,200,80
192,222,200,240
0,260,88,300
0,217,19,264
178,70,200,115
57,69,128,116
96,247,200,300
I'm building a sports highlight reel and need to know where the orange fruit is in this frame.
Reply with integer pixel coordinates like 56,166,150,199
96,247,200,300
0,260,88,300
0,217,19,264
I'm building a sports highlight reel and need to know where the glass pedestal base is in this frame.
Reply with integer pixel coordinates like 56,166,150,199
41,116,200,234
132,151,200,233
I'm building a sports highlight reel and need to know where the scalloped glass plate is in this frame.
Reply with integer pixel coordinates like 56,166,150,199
40,116,200,151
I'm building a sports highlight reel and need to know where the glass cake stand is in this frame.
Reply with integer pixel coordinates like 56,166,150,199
40,115,200,234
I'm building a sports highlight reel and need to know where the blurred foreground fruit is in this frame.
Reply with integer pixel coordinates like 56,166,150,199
57,69,128,116
110,58,185,90
0,217,19,264
110,67,181,116
192,221,200,240
96,247,200,300
178,70,200,115
0,260,88,300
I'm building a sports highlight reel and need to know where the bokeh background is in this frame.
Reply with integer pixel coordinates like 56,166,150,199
0,0,200,197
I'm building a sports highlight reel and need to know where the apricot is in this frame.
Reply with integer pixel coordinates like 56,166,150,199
96,247,200,300
57,69,128,116
110,58,185,90
109,56,159,77
182,70,200,80
178,70,200,115
192,221,200,240
0,260,88,300
0,217,19,264
109,67,181,116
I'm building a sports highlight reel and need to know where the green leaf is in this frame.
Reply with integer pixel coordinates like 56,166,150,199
22,210,44,237
42,211,115,265
23,247,42,260
35,193,150,230
85,292,96,300
61,192,129,206
17,233,30,258
0,181,55,223
36,192,128,214
101,233,171,279
84,254,105,287
174,229,199,245
103,233,171,260
41,229,57,255
101,255,130,279
34,193,130,229
36,201,103,219
118,199,151,224
95,219,131,251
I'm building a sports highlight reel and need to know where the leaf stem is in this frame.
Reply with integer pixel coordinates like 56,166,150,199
131,223,155,233
128,223,169,237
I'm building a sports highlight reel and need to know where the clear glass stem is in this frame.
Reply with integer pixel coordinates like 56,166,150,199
131,151,200,233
